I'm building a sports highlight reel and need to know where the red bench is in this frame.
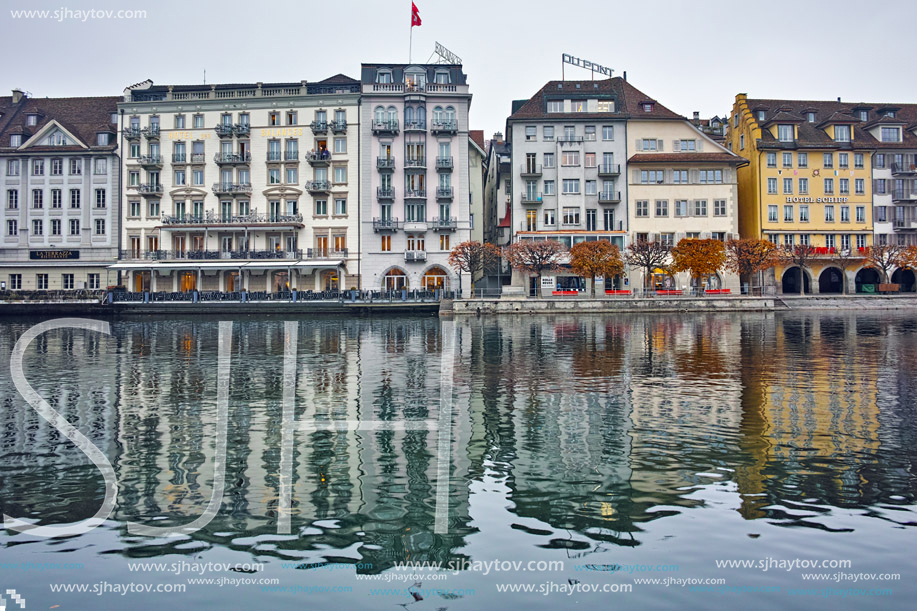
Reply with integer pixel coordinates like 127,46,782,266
704,289,731,294
551,290,580,296
605,289,632,295
656,289,683,295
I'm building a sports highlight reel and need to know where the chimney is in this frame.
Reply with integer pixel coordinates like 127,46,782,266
623,71,627,82
493,131,503,142
693,111,700,121
12,89,24,103
837,97,841,102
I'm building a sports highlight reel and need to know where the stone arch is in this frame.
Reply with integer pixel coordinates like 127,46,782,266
854,267,881,293
380,266,409,291
781,266,811,294
818,267,845,294
420,265,452,290
891,267,916,292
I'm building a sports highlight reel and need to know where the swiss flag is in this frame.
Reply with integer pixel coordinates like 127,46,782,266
411,2,422,27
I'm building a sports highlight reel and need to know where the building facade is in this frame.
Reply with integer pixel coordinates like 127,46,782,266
0,90,120,291
483,134,512,247
468,130,486,245
627,117,744,291
728,95,882,294
114,76,361,293
358,64,472,295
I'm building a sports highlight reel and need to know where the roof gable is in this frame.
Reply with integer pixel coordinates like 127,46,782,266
20,120,88,150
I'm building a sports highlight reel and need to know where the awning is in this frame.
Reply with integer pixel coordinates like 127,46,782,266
107,260,343,271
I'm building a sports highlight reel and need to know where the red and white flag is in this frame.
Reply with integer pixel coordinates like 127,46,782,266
411,2,422,27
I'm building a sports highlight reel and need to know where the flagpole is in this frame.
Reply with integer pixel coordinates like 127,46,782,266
409,1,413,63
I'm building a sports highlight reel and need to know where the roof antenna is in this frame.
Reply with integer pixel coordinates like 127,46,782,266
203,69,206,85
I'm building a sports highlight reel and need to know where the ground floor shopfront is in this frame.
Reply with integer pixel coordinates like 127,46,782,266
0,261,116,291
777,262,917,294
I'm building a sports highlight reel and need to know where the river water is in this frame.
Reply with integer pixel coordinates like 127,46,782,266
0,312,915,610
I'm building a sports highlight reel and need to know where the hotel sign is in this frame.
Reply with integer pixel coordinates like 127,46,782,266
786,197,850,203
30,250,79,260
562,54,613,77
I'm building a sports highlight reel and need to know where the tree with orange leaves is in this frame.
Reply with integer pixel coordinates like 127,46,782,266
504,239,564,295
725,238,779,283
448,240,501,293
670,238,726,289
569,240,625,297
898,244,917,272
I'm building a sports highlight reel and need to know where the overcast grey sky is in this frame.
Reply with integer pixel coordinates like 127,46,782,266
5,0,917,138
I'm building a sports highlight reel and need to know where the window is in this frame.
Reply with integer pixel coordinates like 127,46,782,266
799,177,808,194
32,189,43,208
636,200,649,217
838,153,849,169
27,114,38,126
333,166,347,183
840,234,850,250
597,100,615,113
562,207,580,225
571,100,586,113
32,159,44,175
50,158,62,175
97,133,110,146
10,135,22,147
854,153,864,169
584,126,596,141
783,178,793,194
766,152,777,168
694,200,707,216
269,168,280,184
69,219,80,235
585,180,597,195
315,199,327,215
825,205,835,222
642,170,664,184
9,274,21,290
840,205,850,222
807,112,816,123
129,201,141,217
562,179,580,194
129,170,142,187
740,135,744,149
95,219,105,235
287,111,297,126
94,158,107,175
32,219,43,236
381,235,391,252
334,137,346,153
823,153,833,168
602,126,614,140
7,160,19,176
95,189,106,208
87,274,100,290
799,205,809,222
778,125,794,142
799,234,810,246
875,206,887,222
834,125,851,142
193,170,204,186
839,178,849,195
797,152,808,168
642,103,654,113
757,110,766,121
782,152,792,168
7,190,18,209
37,274,48,290
562,151,580,166
673,170,688,184
824,178,834,194
857,234,866,249
784,205,794,222
768,205,778,222
525,126,536,141
603,208,615,230
674,200,688,217
547,100,563,113
714,200,726,217
544,209,556,226
62,274,74,290
269,112,280,126
192,114,204,129
855,179,865,195
655,200,668,217
174,114,185,129
544,180,555,195
699,170,723,184
767,177,778,194
543,126,554,141
874,154,885,169
174,170,186,185
855,205,866,223
640,138,657,151
881,127,901,142
51,189,61,208
784,234,794,247
543,152,555,168
876,179,887,194
334,198,347,215
70,190,80,208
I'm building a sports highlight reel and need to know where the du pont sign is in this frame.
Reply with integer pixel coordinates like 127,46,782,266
562,54,613,77
30,250,79,260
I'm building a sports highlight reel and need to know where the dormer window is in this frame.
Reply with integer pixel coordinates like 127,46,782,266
376,69,393,84
881,127,901,143
434,69,450,84
859,110,868,121
807,112,816,123
96,133,110,146
572,100,586,112
547,100,563,113
110,113,118,123
597,100,614,112
834,125,851,142
26,114,37,126
756,111,765,121
10,134,22,147
642,103,654,112
777,124,794,142
886,110,896,118
405,66,426,89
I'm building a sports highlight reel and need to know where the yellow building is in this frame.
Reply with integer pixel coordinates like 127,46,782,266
727,95,875,294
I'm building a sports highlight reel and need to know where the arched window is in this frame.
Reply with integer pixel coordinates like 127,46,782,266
434,70,450,85
405,66,426,89
422,267,449,290
405,106,415,123
445,106,456,123
417,106,426,125
386,106,397,122
433,106,444,123
384,268,408,291
374,106,385,123
376,69,392,84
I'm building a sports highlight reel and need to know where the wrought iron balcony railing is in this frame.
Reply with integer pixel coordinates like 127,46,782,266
373,217,401,232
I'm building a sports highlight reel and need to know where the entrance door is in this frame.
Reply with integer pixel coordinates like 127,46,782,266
179,271,196,292
526,210,537,231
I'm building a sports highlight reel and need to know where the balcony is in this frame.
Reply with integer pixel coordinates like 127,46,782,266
141,126,160,139
138,155,163,168
597,163,621,177
331,120,347,133
190,153,206,164
307,248,348,259
234,123,251,137
124,126,142,140
404,120,426,132
891,163,917,176
598,191,622,204
161,211,304,228
373,217,401,232
430,120,458,135
284,151,300,162
214,152,251,165
521,192,543,205
429,217,457,231
404,157,426,169
172,153,187,164
305,151,330,166
377,187,395,201
404,189,426,200
372,119,399,135
436,187,454,200
377,157,395,171
214,124,234,138
305,180,331,193
266,151,283,162
211,182,253,195
120,249,304,261
404,250,427,262
310,121,328,135
520,163,542,177
138,183,163,195
436,156,453,172
893,189,916,201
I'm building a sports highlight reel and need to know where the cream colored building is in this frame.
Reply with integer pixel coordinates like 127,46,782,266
627,119,745,291
114,76,361,293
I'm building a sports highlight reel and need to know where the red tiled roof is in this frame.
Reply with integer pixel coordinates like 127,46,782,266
0,94,118,152
469,129,485,150
628,153,746,164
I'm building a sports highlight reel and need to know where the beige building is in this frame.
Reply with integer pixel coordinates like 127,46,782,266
627,118,745,291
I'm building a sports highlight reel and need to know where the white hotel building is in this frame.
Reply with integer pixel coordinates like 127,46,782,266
114,75,361,293
359,64,472,295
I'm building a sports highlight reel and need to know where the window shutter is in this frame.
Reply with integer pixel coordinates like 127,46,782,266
701,231,711,239
635,139,643,151
656,139,664,151
672,140,681,152
675,232,685,243
690,169,700,183
652,232,661,243
666,169,674,183
632,169,641,183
